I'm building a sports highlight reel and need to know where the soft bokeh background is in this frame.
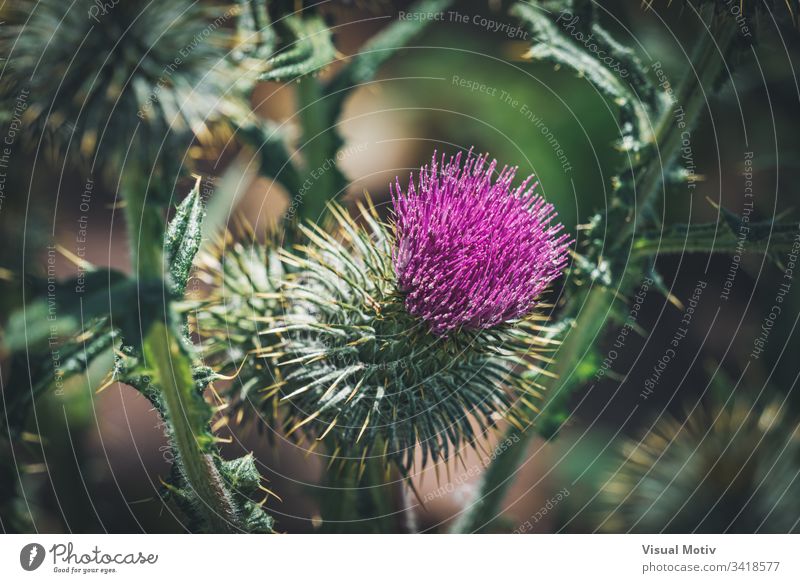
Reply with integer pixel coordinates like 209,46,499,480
2,0,800,532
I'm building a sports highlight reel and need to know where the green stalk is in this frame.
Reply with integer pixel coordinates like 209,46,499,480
295,78,346,223
536,286,616,438
316,455,397,533
144,323,237,532
452,286,613,533
452,8,739,533
611,5,738,251
450,426,530,533
121,161,237,532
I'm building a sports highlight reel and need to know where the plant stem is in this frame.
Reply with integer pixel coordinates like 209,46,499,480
121,162,237,532
453,8,740,533
450,427,529,533
145,323,237,532
316,455,396,533
296,78,346,223
537,285,616,437
612,5,738,251
451,286,613,533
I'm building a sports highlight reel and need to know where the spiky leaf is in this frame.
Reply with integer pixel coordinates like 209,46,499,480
260,13,337,82
511,1,661,150
165,183,206,296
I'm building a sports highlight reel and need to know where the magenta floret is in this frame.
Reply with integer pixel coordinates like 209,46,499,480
391,150,571,335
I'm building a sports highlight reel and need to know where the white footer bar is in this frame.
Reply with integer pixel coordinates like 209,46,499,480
1,534,797,582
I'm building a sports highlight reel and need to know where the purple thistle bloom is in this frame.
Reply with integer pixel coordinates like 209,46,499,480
391,150,571,336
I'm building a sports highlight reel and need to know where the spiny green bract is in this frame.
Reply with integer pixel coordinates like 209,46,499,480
163,453,275,534
190,203,556,474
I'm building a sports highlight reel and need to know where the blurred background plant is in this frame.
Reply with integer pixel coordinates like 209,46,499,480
599,387,800,533
2,0,800,533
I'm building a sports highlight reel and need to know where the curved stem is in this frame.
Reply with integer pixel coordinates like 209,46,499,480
450,427,529,533
612,5,738,250
145,323,237,532
296,78,345,223
452,286,613,533
453,7,740,533
122,162,237,532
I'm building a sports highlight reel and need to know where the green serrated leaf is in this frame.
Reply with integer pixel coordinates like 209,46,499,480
220,453,262,492
163,452,275,533
1,322,118,437
165,183,206,296
260,13,336,82
511,1,655,149
218,454,275,533
1,265,169,436
232,0,275,61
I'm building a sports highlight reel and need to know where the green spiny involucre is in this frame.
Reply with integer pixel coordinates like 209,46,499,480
191,151,571,474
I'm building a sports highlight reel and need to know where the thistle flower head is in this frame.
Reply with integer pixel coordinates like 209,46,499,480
190,152,572,473
392,150,571,335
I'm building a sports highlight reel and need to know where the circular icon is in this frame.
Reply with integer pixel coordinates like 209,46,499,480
19,543,46,571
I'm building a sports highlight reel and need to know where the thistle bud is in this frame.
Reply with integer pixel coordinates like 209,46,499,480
192,151,572,473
